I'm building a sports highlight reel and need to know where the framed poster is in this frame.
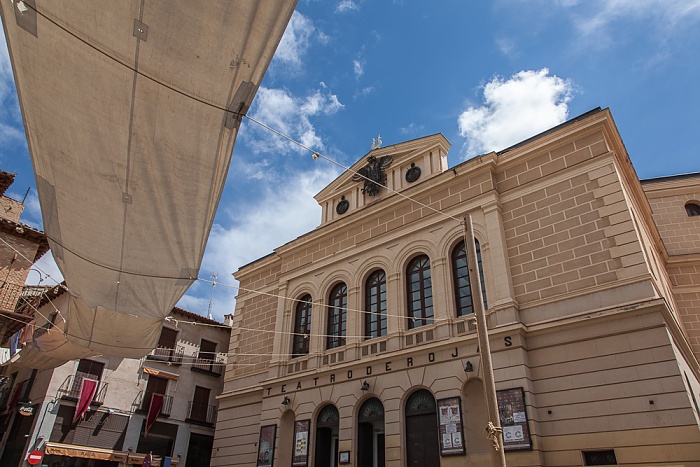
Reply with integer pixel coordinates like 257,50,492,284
338,451,350,464
436,396,466,455
292,419,311,466
257,425,277,467
496,387,532,450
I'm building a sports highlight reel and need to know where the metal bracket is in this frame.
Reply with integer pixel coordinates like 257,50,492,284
133,19,148,41
14,0,37,37
224,81,257,130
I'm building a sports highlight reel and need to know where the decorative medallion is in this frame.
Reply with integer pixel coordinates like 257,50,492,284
405,162,421,183
352,155,393,196
336,196,349,215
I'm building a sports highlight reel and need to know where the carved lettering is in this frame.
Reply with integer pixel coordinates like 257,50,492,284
281,385,286,393
313,377,319,386
347,370,353,379
504,336,512,347
407,357,413,367
429,352,435,362
451,347,459,358
330,374,335,383
297,382,302,390
366,366,372,375
386,362,392,371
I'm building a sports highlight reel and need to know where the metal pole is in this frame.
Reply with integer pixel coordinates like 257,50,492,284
463,215,506,467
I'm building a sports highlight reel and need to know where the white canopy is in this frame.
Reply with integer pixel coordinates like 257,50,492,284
2,0,296,364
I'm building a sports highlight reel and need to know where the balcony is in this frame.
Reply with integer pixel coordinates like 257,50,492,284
134,391,173,417
145,345,184,365
191,356,223,377
57,375,108,406
186,401,217,426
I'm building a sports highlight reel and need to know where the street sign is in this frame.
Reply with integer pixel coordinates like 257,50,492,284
27,450,43,465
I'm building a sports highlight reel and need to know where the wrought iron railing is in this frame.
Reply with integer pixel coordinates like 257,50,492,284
191,355,224,376
57,375,108,405
134,390,173,417
187,401,217,425
146,345,184,365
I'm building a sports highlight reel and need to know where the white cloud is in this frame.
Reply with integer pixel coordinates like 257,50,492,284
353,86,374,99
564,0,700,39
353,59,364,79
245,85,344,155
337,0,359,13
399,122,425,136
273,11,321,72
181,168,338,320
495,37,516,57
457,69,573,159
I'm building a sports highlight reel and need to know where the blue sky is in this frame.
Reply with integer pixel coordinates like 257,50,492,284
2,0,700,320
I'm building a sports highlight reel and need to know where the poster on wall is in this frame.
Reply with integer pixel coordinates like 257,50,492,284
436,396,466,455
257,425,277,467
292,419,311,466
496,387,532,450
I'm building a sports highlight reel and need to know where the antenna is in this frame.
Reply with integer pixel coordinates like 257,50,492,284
207,272,218,320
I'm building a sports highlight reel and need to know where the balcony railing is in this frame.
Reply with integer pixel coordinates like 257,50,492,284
134,391,173,417
186,401,217,426
191,356,223,376
146,345,184,365
57,375,108,405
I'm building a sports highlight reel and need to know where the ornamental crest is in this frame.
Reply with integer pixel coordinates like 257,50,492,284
352,155,393,196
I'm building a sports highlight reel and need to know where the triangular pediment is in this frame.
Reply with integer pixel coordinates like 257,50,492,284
315,134,450,225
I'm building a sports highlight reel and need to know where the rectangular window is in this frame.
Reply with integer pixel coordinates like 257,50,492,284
583,450,617,466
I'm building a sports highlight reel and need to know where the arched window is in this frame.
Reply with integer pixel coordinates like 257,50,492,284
686,202,700,217
358,398,385,467
365,270,387,339
406,255,433,329
292,295,312,357
327,283,347,349
315,405,340,467
452,239,488,316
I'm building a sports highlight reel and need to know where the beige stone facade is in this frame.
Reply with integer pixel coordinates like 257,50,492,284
213,108,700,467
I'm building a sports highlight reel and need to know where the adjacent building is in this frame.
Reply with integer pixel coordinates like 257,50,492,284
0,301,231,467
213,108,700,467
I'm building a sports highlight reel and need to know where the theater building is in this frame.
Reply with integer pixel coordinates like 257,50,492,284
212,108,700,467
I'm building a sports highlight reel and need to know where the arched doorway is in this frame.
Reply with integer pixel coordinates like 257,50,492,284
357,398,385,467
315,404,339,467
405,389,440,466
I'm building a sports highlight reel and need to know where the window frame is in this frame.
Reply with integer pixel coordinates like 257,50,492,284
292,295,312,357
451,238,488,317
364,269,387,339
326,283,347,349
406,254,434,329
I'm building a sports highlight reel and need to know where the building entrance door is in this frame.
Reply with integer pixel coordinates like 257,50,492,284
405,390,440,466
357,397,385,467
314,404,339,467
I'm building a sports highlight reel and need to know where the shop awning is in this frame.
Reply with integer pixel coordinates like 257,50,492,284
44,442,179,466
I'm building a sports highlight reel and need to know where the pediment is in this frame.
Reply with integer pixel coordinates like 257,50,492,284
315,134,450,225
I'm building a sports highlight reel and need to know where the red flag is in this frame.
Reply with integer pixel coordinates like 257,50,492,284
145,393,164,436
73,378,98,423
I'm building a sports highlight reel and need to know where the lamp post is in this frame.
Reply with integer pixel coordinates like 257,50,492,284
463,215,506,467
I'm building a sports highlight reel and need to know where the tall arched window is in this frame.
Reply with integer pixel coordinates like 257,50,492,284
452,239,488,316
406,255,433,329
365,270,387,339
292,295,312,357
405,389,439,465
327,283,347,349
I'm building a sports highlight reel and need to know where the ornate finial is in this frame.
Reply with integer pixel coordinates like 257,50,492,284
371,134,382,150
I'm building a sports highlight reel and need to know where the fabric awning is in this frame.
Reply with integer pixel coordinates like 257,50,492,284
143,367,179,380
1,0,297,365
45,442,128,462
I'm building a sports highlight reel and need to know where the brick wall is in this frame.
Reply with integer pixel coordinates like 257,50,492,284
0,234,39,313
500,130,650,309
0,196,25,223
228,262,281,378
